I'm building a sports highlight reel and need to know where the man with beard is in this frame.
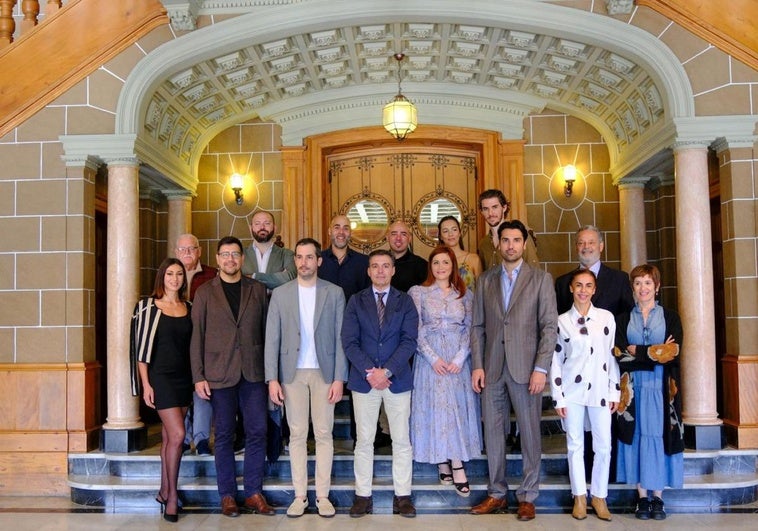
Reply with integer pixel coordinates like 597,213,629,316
478,189,539,270
318,214,370,301
387,220,427,293
242,210,296,290
470,220,557,521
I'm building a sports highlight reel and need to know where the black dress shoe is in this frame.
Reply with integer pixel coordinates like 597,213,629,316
392,495,416,518
349,495,373,518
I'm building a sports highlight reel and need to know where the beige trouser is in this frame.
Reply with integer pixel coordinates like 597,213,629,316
352,388,412,497
283,369,335,498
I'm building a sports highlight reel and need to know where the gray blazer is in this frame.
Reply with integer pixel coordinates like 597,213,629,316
241,243,296,290
264,278,348,385
471,261,558,384
190,276,268,389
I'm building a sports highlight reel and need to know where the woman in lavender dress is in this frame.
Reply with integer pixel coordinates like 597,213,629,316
409,246,482,497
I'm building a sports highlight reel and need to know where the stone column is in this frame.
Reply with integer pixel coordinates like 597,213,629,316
102,160,146,452
165,191,193,256
617,178,648,273
674,143,722,449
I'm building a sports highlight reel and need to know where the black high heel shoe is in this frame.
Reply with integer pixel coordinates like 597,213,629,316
452,466,470,497
437,460,453,485
163,511,178,523
156,493,183,511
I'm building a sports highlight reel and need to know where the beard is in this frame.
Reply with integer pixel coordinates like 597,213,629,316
253,230,274,243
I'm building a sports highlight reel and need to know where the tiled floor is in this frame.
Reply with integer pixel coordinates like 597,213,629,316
1,497,757,530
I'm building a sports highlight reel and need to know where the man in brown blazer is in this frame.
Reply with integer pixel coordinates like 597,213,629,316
470,220,558,521
190,236,274,518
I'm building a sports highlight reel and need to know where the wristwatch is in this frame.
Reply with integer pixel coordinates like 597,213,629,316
383,368,393,379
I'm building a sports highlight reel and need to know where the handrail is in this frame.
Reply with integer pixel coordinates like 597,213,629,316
0,0,167,137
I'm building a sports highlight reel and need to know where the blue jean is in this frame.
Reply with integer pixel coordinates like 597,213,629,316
210,378,267,499
184,391,212,445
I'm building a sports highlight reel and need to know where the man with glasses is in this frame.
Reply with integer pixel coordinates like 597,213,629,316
175,234,217,455
190,236,274,518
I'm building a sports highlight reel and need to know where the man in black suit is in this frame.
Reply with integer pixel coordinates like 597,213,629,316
555,225,634,483
555,225,634,318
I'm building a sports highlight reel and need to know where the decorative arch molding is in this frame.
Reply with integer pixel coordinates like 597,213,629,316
119,0,695,187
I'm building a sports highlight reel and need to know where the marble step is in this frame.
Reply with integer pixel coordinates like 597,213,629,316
68,469,758,513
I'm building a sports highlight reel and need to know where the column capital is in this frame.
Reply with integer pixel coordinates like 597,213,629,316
617,176,650,190
712,136,756,153
60,134,139,167
673,115,757,151
162,189,194,201
161,0,200,31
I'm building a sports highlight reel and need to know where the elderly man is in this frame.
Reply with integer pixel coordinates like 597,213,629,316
242,210,296,290
175,234,217,455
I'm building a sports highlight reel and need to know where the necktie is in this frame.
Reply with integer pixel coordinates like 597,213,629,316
376,291,386,327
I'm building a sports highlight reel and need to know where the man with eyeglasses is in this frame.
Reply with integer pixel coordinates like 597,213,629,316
174,234,217,456
190,236,274,518
470,220,557,521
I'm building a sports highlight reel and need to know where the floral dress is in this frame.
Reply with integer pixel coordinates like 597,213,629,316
408,284,482,463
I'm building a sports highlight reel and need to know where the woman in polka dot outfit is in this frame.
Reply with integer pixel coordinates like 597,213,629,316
550,269,620,521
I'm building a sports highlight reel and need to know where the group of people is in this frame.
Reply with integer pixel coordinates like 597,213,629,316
129,190,684,523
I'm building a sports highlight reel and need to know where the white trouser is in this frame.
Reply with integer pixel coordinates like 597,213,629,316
564,401,612,498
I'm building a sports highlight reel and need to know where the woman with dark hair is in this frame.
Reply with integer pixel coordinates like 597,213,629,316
550,269,619,521
614,264,684,521
409,246,481,497
437,215,482,289
130,257,193,523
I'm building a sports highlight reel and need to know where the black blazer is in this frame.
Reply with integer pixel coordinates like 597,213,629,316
555,263,634,317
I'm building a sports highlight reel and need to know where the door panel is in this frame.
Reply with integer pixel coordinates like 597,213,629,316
329,148,479,258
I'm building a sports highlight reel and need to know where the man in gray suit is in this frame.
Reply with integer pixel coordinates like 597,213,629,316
470,220,558,521
265,238,347,518
242,210,296,289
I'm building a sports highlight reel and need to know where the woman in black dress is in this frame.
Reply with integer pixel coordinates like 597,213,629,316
131,258,193,522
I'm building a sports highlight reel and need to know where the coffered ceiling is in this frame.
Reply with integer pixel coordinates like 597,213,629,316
127,1,695,183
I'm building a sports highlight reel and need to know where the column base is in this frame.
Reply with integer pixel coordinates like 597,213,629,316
684,423,724,450
101,426,147,453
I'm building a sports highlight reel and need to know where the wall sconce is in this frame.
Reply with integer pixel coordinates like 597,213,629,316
563,165,578,197
382,53,418,141
230,173,244,205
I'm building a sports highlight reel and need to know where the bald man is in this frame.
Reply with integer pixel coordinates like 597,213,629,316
318,215,370,301
386,220,427,292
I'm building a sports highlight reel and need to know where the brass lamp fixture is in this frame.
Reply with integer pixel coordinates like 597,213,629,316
563,164,578,197
230,173,244,205
382,53,417,141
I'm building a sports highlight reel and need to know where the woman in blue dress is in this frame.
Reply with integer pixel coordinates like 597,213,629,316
409,246,482,497
614,264,683,521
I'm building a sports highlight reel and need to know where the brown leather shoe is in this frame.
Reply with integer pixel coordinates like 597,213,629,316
470,495,508,515
392,495,416,518
221,495,240,518
516,501,536,521
243,492,275,515
349,495,373,518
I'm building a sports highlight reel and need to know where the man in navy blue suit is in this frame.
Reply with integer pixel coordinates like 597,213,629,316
341,249,419,518
555,225,634,318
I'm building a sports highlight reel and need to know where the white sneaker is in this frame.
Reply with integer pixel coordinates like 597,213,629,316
316,497,336,518
286,497,308,517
